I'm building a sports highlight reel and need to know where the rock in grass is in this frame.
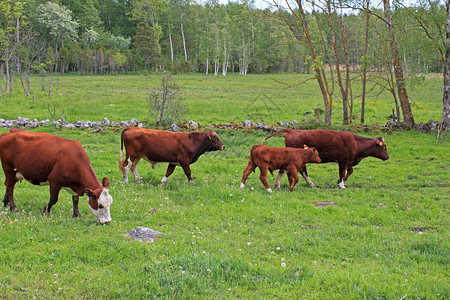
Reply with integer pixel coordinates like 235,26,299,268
124,226,163,243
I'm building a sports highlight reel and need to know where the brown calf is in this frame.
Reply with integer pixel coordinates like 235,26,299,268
240,144,321,193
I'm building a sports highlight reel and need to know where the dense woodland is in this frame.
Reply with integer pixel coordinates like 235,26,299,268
0,0,448,131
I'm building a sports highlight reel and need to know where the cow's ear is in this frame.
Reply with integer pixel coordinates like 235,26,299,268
102,177,110,188
84,188,95,198
303,144,309,149
376,137,384,146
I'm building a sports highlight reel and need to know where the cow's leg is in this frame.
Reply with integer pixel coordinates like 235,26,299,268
72,196,81,218
275,170,286,190
286,167,299,191
43,184,61,214
240,159,256,189
130,157,142,184
300,166,317,188
337,163,347,189
3,166,18,212
258,167,272,194
3,190,8,207
161,163,176,185
178,160,194,183
343,166,354,182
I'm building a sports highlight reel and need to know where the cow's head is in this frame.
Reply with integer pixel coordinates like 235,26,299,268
373,137,389,160
305,145,321,163
85,177,113,225
206,130,225,151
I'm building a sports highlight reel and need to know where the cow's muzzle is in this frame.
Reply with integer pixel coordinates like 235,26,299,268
220,145,226,150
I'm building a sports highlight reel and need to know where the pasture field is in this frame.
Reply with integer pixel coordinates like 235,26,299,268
0,74,448,299
0,72,443,125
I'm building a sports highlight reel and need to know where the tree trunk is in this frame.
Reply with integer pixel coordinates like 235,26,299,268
326,1,348,124
383,0,415,128
340,11,352,123
180,12,187,62
361,1,370,124
439,2,450,139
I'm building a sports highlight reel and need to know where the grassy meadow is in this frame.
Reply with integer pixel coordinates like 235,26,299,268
0,73,448,299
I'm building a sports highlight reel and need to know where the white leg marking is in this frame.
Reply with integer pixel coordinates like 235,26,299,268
189,180,194,184
339,181,346,189
240,182,245,189
160,176,168,185
275,172,283,189
131,162,141,184
302,173,317,188
267,188,273,194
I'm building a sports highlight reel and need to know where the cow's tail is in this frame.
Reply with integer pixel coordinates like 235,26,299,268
118,128,128,173
258,129,291,145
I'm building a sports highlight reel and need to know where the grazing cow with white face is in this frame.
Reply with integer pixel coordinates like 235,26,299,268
262,129,389,189
119,127,226,185
0,129,113,224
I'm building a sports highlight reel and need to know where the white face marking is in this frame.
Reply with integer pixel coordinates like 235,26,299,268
240,182,245,189
160,176,168,185
123,157,132,183
267,188,272,194
89,189,113,224
339,181,346,189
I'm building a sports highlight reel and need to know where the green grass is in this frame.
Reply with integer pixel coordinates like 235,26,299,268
0,73,443,125
0,74,448,299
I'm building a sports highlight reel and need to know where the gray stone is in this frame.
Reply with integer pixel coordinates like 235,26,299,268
124,226,163,243
102,118,110,126
170,124,180,132
64,124,76,129
130,119,139,125
137,123,145,128
244,120,252,127
292,119,298,124
256,122,265,129
186,120,199,130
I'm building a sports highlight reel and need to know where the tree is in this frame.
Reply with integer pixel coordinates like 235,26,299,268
0,0,24,94
35,1,79,76
148,75,186,126
382,0,414,128
131,0,168,71
273,0,334,125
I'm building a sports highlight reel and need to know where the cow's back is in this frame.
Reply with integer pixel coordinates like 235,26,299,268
284,129,356,163
122,128,189,162
0,129,89,180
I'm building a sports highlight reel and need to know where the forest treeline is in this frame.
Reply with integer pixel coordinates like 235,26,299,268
0,0,448,132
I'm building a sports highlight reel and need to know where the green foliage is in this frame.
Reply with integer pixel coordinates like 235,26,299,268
35,1,79,43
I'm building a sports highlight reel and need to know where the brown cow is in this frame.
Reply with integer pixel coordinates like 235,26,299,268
0,129,113,224
262,129,389,189
240,144,321,193
119,127,225,185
